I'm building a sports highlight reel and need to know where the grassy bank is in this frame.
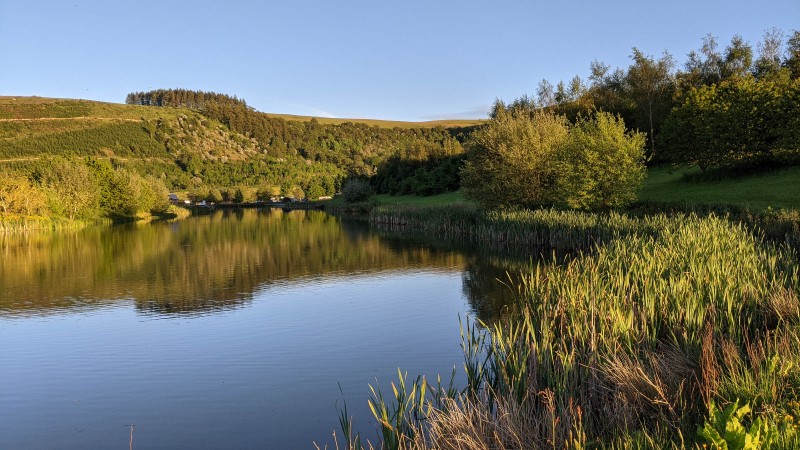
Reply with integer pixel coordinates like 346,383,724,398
639,166,800,211
369,204,660,251
0,214,96,233
366,203,799,253
321,191,470,215
0,205,191,233
328,206,800,449
325,163,800,217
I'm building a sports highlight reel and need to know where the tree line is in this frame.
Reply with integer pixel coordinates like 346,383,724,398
496,29,800,171
0,156,170,220
126,88,470,196
126,89,249,110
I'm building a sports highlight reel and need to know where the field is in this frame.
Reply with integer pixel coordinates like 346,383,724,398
338,164,800,213
0,96,195,121
639,166,800,211
323,163,800,215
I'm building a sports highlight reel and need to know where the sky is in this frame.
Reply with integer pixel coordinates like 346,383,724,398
1,0,798,122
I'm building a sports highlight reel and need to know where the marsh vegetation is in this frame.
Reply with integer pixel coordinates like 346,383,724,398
330,208,800,449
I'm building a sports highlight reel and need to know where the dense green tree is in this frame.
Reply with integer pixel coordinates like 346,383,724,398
624,48,676,156
498,29,798,174
461,110,644,210
721,34,754,79
555,112,646,209
660,74,800,171
341,178,373,203
207,188,224,203
35,157,99,220
785,30,800,78
371,154,464,196
128,88,466,193
680,34,723,91
754,28,785,77
233,187,245,203
0,170,48,216
461,109,569,209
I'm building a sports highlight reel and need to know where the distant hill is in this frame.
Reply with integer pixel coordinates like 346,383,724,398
0,96,259,162
0,96,473,198
261,112,484,129
0,96,484,129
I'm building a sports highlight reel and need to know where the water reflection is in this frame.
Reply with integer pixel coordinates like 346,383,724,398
0,209,530,322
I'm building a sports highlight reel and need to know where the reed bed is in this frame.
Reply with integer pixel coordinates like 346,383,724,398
336,210,800,450
0,214,92,233
369,204,664,251
370,203,800,253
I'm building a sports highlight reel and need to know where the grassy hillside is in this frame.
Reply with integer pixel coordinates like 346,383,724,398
0,96,483,129
0,96,192,120
0,96,470,208
639,166,800,210
264,113,483,129
0,97,259,162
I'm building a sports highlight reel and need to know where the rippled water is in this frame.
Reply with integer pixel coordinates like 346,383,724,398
0,209,518,449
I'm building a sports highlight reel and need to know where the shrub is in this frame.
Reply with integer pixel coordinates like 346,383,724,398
342,178,373,203
555,112,647,209
233,187,245,203
461,109,568,209
0,170,49,216
207,188,223,203
461,109,646,210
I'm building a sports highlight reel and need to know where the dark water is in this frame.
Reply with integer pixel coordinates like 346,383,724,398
0,209,521,449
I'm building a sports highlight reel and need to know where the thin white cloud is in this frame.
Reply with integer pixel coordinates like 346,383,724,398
422,104,491,121
286,103,338,118
306,107,337,118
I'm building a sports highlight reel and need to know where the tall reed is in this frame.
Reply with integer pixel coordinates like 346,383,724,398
0,214,93,233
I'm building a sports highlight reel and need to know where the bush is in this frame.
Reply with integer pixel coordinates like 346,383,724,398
207,188,223,203
36,156,100,220
461,109,646,210
342,178,373,203
461,109,569,209
233,187,245,203
555,112,647,209
0,170,49,216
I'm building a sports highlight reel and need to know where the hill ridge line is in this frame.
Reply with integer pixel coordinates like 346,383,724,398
0,117,141,122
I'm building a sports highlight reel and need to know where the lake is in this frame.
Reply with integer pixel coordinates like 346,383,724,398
0,209,520,449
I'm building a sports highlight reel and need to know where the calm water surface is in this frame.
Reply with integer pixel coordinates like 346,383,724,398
0,209,518,449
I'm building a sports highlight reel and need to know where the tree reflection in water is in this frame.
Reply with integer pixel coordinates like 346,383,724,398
1,209,545,323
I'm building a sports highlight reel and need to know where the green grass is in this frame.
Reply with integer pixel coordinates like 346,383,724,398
322,191,471,212
0,96,196,121
371,191,470,206
639,165,800,211
327,164,800,215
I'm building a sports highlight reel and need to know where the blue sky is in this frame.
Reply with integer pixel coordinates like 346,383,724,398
1,0,798,121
